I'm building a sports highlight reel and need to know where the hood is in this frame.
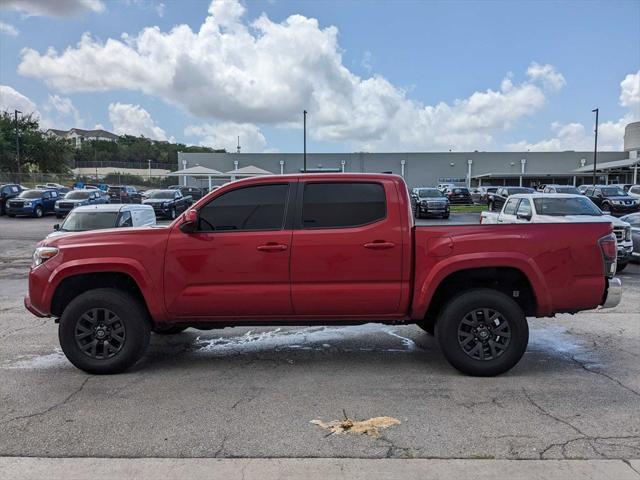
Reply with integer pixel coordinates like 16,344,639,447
606,195,637,201
142,199,170,204
59,198,89,204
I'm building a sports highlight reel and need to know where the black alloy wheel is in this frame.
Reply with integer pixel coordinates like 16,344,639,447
457,308,511,361
74,307,126,360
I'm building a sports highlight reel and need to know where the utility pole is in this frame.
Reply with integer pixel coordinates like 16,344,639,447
236,136,241,154
303,110,307,173
148,159,152,181
592,108,599,186
14,110,21,179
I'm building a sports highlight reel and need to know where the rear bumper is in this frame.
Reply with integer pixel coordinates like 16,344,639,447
600,277,622,309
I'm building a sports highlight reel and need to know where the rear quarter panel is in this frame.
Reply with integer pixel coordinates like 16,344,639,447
411,222,612,318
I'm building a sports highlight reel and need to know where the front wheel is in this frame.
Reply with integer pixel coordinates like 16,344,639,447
34,206,43,218
59,288,150,374
169,207,176,220
601,203,611,213
436,289,528,376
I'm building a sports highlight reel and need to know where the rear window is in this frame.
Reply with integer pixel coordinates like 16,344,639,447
533,197,602,216
302,182,386,228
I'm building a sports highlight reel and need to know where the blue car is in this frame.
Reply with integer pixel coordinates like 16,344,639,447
6,189,60,218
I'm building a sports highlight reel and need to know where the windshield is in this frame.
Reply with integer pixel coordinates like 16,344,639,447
554,186,580,194
65,191,91,200
60,211,119,231
601,187,625,196
19,190,44,199
148,190,175,199
451,188,469,194
533,197,602,216
417,189,443,198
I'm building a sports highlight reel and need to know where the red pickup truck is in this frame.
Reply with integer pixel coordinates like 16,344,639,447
25,174,622,376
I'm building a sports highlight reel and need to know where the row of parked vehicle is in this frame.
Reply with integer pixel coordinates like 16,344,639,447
0,182,209,220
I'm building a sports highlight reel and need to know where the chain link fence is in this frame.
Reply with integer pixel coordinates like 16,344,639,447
0,171,174,189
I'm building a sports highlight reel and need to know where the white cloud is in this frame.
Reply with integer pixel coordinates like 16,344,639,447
0,21,19,36
155,2,165,17
108,102,170,141
526,62,566,91
185,121,267,152
42,94,83,129
17,0,563,151
0,0,104,16
620,70,639,109
508,70,639,152
0,85,38,115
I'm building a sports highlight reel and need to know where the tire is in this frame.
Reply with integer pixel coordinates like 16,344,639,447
58,288,151,374
169,207,176,220
442,213,450,219
435,288,528,376
616,262,627,272
601,203,611,213
34,206,43,218
152,325,188,335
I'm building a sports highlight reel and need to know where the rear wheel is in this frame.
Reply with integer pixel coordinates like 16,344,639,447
436,289,528,376
59,288,150,374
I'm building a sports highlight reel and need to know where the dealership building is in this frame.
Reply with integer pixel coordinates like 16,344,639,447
177,121,640,189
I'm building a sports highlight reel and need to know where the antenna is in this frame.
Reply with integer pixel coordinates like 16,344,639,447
237,136,241,154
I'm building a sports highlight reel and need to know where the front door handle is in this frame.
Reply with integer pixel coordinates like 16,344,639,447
364,241,395,250
257,243,288,252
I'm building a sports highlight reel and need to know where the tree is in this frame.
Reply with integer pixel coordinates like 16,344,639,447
0,111,73,174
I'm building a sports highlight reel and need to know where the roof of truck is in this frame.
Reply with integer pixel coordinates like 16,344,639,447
71,204,154,213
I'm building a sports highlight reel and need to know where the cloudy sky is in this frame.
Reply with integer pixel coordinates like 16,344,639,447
0,0,638,153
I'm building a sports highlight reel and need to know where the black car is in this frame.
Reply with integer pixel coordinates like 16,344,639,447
107,185,142,204
444,186,473,205
410,188,450,219
142,189,193,219
0,183,23,215
487,187,535,211
584,185,640,216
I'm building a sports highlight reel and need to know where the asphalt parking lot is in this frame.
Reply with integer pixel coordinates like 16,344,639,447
0,214,638,461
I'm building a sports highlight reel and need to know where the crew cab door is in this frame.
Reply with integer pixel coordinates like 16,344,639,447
164,182,295,318
498,197,520,223
43,191,58,212
290,180,403,316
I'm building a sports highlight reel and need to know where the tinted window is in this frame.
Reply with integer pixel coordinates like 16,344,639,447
61,212,119,231
198,184,289,232
585,187,594,196
601,187,625,196
554,186,580,194
148,190,175,199
417,189,442,198
534,197,602,216
65,191,92,200
302,182,386,228
117,211,133,227
503,198,519,215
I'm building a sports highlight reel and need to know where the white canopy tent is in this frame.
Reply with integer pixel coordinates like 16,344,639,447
225,165,274,180
166,165,224,190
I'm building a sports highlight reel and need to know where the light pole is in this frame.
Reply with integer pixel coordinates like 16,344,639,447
147,159,152,182
303,110,307,173
14,109,21,179
592,108,599,186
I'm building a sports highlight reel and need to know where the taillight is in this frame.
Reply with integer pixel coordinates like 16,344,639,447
598,233,617,277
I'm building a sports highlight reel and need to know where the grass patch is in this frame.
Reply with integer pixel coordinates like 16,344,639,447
450,204,486,213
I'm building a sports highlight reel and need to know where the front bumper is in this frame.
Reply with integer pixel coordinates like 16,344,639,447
617,246,633,263
609,204,639,216
6,205,35,216
601,277,622,309
418,203,449,215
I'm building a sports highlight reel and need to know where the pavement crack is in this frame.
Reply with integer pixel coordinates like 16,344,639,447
571,355,640,399
522,388,586,437
622,458,640,476
0,376,92,427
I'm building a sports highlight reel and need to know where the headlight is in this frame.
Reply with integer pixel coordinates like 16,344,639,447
32,247,59,268
55,201,60,206
24,201,33,207
626,227,632,242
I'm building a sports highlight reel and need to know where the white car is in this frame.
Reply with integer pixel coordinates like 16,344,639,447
47,203,156,239
480,193,633,272
627,185,640,199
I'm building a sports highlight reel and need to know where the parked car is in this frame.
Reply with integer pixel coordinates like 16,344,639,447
542,185,580,194
26,173,621,376
584,185,640,216
480,193,634,272
6,189,60,218
140,189,158,200
444,186,473,205
48,204,156,239
620,213,640,263
487,187,535,211
107,185,142,204
55,189,103,218
626,185,640,199
0,183,23,216
470,186,498,204
578,184,592,194
178,186,205,201
436,182,458,192
410,187,450,218
142,189,193,219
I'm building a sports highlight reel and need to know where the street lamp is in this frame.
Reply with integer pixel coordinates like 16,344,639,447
592,108,599,186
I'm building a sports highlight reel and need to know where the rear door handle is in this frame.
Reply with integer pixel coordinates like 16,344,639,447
364,241,395,250
257,243,288,252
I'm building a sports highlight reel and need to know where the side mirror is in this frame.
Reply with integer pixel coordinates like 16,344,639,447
53,224,60,231
179,209,198,233
517,212,532,221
